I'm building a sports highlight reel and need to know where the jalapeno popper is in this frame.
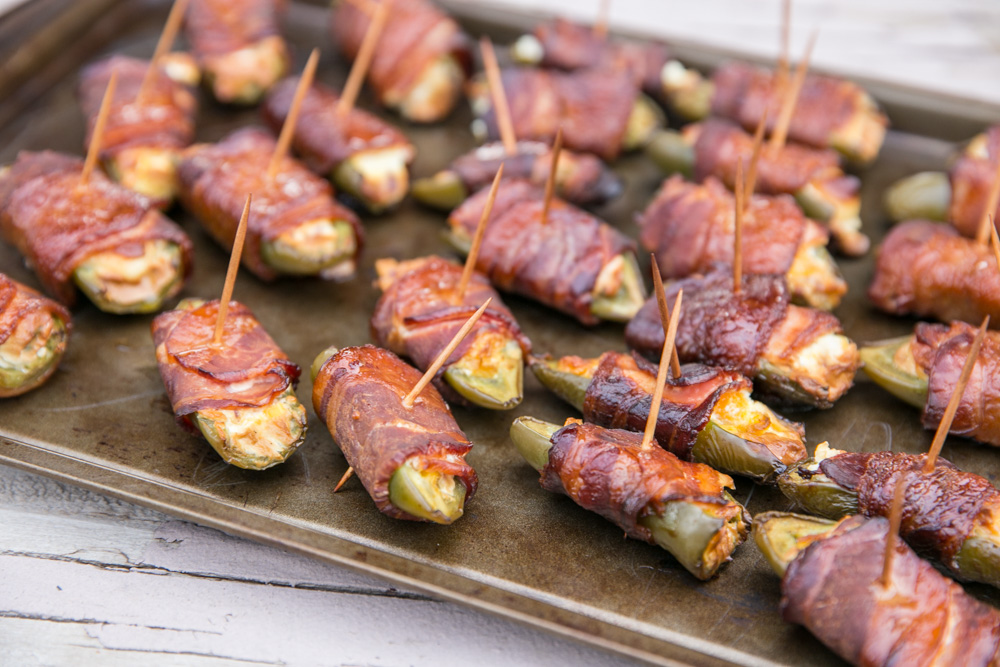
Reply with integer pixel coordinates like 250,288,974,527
411,140,621,211
261,78,416,213
77,55,199,207
312,345,478,524
184,0,290,104
177,127,363,281
530,351,806,483
447,179,645,325
0,151,193,313
372,256,531,410
625,268,860,408
468,67,663,162
646,119,867,256
510,418,749,580
330,0,471,123
0,273,71,398
753,513,1000,666
661,60,888,164
152,298,307,469
868,220,1000,327
638,175,846,310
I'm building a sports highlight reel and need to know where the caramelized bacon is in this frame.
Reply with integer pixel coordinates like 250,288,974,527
869,220,1000,326
950,126,1000,238
781,516,1000,666
151,300,301,429
0,273,71,397
312,345,478,521
0,151,193,305
541,421,746,543
177,127,362,281
261,78,413,174
449,179,635,325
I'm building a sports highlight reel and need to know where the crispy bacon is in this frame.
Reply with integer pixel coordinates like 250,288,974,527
541,421,746,543
0,151,193,305
869,220,1000,326
370,256,531,405
151,299,300,430
312,345,478,521
638,175,825,280
479,67,638,162
177,127,362,281
330,0,470,113
449,179,635,325
950,126,1000,238
261,78,413,174
910,321,1000,446
0,273,71,397
582,351,749,460
781,515,1000,666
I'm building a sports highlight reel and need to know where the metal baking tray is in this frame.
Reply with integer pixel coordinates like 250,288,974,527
2,1,999,665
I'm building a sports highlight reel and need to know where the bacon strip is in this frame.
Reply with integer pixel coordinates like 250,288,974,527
541,421,746,544
151,300,300,430
370,256,531,405
330,0,470,113
781,516,1000,666
177,127,362,281
449,179,635,325
949,126,1000,238
479,67,638,162
911,321,1000,446
868,220,1000,326
638,175,823,280
261,78,414,175
0,151,193,305
312,345,478,521
0,273,71,398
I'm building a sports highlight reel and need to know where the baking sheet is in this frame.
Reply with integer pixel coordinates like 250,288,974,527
1,2,999,666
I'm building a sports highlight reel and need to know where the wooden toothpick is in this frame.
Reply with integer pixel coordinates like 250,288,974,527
880,474,908,588
923,315,990,473
540,127,563,225
267,49,320,180
651,257,681,379
480,36,518,155
776,0,792,86
769,30,816,152
456,164,504,301
975,157,1000,245
80,71,118,185
137,0,190,103
338,0,390,116
213,194,253,345
733,160,745,295
402,298,492,409
593,0,611,40
743,108,769,204
641,288,683,451
333,466,355,492
988,215,1000,270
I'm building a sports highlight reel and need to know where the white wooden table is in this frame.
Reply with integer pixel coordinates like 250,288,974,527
3,1,1000,665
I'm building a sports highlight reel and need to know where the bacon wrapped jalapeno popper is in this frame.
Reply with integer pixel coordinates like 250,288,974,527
625,268,860,408
754,513,1000,666
411,140,621,211
868,220,1000,327
510,418,749,580
777,443,1000,588
647,119,867,256
184,0,290,105
330,0,471,123
447,179,645,325
77,55,199,207
152,298,307,470
0,273,71,398
530,351,806,483
468,67,663,162
177,127,363,281
661,60,888,164
638,175,846,310
312,345,478,524
0,151,193,313
861,321,1000,447
372,256,531,410
262,78,416,213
